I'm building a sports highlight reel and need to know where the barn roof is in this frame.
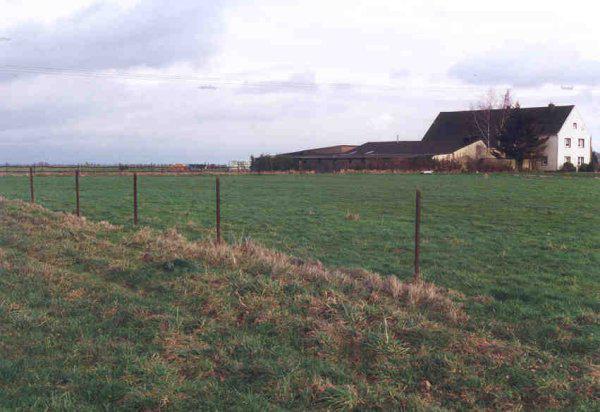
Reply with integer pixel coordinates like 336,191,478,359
343,141,429,157
422,105,574,149
342,138,485,158
280,144,357,157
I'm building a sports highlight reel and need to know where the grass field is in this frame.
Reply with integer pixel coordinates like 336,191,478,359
1,196,598,409
0,173,599,408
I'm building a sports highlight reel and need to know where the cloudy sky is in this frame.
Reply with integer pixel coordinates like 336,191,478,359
1,0,599,164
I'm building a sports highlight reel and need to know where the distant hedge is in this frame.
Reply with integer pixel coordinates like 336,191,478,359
250,155,299,172
249,154,522,173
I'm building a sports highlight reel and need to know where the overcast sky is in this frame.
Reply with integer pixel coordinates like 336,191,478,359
1,0,599,164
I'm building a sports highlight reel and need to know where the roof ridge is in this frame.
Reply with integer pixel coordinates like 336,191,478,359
363,140,421,144
439,104,575,114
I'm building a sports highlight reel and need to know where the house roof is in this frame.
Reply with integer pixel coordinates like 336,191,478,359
422,104,574,150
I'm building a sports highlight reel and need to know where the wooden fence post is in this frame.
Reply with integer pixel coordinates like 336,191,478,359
29,167,35,203
414,189,421,281
75,169,80,217
215,176,221,244
133,173,138,225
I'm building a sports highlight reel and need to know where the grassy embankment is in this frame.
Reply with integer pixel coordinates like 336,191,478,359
0,197,598,409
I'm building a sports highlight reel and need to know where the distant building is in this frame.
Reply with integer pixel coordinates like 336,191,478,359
280,105,592,171
229,160,250,171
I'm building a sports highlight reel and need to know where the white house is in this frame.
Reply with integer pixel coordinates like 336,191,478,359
540,106,592,170
421,104,592,171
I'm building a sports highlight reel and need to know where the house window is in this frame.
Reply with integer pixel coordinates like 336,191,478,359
578,138,585,148
565,138,571,148
541,156,548,166
573,122,578,129
578,157,584,166
565,156,571,164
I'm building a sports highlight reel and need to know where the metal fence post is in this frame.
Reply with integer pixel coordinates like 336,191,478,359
414,189,421,281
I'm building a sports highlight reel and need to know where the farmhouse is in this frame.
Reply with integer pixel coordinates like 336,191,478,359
282,105,592,171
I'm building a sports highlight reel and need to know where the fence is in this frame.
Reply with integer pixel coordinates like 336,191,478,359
5,169,425,280
1,164,248,175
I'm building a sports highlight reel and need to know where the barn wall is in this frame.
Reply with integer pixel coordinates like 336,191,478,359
298,157,435,172
432,140,489,162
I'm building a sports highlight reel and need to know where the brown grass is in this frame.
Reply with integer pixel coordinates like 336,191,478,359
344,211,360,221
127,225,466,323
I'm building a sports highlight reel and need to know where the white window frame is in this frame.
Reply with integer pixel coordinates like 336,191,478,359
565,156,571,164
577,157,584,166
573,122,578,129
578,138,585,148
565,138,571,148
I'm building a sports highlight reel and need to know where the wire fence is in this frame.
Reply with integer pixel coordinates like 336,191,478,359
1,169,424,279
0,164,250,175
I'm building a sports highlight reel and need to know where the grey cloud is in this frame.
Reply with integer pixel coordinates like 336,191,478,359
236,71,319,94
0,72,19,82
390,69,410,79
449,44,600,87
0,74,329,163
0,0,225,71
0,103,92,131
235,73,365,95
327,83,356,92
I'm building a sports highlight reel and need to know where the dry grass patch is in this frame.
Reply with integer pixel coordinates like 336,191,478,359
126,225,465,324
344,211,360,221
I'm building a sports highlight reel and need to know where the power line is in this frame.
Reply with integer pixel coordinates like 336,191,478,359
0,64,494,93
2,64,591,94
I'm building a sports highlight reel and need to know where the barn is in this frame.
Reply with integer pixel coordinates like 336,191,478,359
280,104,590,172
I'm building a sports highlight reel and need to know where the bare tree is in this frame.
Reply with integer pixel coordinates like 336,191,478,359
471,88,513,150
